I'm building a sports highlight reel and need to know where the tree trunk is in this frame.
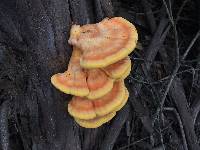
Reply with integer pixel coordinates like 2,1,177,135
0,0,115,150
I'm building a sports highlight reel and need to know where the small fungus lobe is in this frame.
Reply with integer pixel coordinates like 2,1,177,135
51,48,89,97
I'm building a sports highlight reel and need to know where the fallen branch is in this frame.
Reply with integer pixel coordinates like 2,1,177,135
99,104,130,150
163,107,188,150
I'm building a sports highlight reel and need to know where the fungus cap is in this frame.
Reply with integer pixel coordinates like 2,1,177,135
116,88,129,111
102,57,131,79
51,48,89,97
93,80,125,116
86,69,114,100
68,17,138,68
119,62,132,80
68,25,81,45
68,96,96,120
74,112,116,128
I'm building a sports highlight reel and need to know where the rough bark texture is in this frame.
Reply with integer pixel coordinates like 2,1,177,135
0,0,114,150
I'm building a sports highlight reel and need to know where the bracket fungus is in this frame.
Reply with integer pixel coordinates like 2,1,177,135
93,80,125,116
116,88,129,111
102,56,131,80
51,17,138,128
68,80,125,119
75,112,116,128
120,63,132,80
68,96,96,120
51,48,89,97
69,83,129,128
68,17,138,69
86,69,114,100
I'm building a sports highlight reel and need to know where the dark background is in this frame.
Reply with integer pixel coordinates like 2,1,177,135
0,0,200,150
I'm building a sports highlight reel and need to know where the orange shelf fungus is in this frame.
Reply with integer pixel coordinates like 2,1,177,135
93,80,125,116
68,80,126,119
68,17,138,69
68,25,81,45
72,88,129,128
51,17,138,128
120,62,132,80
116,88,129,111
51,48,89,97
86,69,114,100
74,112,116,128
68,96,96,120
102,57,131,80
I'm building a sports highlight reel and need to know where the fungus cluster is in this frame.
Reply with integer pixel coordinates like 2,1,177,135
51,17,138,128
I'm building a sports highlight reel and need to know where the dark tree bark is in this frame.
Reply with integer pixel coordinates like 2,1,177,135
0,0,115,150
